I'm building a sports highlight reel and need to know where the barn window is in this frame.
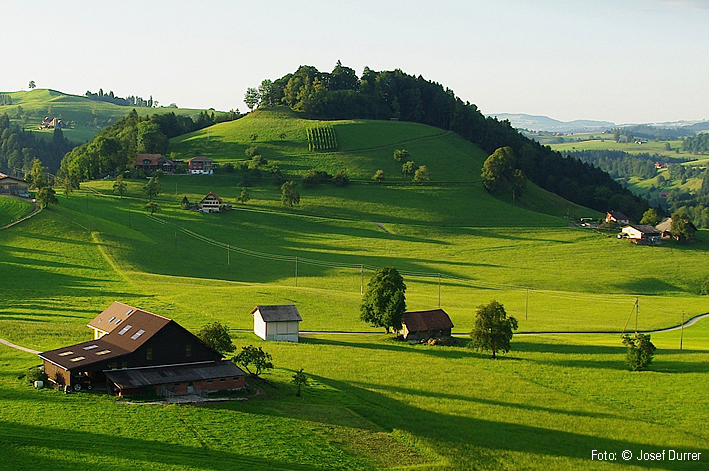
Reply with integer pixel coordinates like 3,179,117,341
232,377,240,381
206,380,213,384
185,344,192,357
121,361,128,369
146,347,152,360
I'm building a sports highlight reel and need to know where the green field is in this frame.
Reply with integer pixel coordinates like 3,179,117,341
549,137,685,158
1,110,708,470
0,196,33,227
0,88,224,143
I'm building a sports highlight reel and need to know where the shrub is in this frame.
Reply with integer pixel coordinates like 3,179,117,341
26,366,47,384
245,146,260,157
303,169,332,187
622,333,656,371
332,170,349,187
248,155,267,170
372,169,384,182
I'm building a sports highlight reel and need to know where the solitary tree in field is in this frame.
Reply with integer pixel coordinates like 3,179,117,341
281,181,300,207
237,187,251,204
481,146,516,193
393,149,409,162
402,160,417,177
36,187,58,209
28,80,36,89
372,169,384,182
113,174,127,198
28,158,48,189
412,165,431,183
232,345,273,376
142,176,161,201
196,321,235,354
470,300,518,359
622,333,656,371
145,201,159,214
360,267,406,333
292,368,309,397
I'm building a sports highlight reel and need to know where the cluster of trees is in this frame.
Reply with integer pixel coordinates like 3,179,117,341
85,89,158,108
58,109,241,184
0,94,12,105
393,149,430,183
682,133,709,154
569,150,666,180
249,62,647,220
481,146,526,200
0,114,75,174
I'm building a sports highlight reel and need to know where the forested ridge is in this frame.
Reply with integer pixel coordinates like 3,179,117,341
0,113,74,175
248,62,649,220
568,150,685,180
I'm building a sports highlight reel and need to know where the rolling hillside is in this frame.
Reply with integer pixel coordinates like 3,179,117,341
0,88,224,143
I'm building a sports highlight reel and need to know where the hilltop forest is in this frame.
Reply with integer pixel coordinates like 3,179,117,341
248,63,648,219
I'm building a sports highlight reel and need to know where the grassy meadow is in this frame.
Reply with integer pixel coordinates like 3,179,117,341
1,110,708,470
549,137,685,158
0,196,33,227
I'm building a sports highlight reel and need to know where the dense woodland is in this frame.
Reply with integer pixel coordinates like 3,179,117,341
59,109,241,184
682,133,709,154
0,114,74,175
249,62,649,220
569,150,680,180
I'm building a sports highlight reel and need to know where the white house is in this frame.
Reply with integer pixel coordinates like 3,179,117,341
251,305,302,342
621,224,662,245
199,191,223,213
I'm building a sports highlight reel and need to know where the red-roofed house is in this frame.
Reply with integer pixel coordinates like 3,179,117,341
401,309,454,341
199,191,224,213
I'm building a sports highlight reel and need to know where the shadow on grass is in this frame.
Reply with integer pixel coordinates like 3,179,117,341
0,420,322,471
300,336,471,360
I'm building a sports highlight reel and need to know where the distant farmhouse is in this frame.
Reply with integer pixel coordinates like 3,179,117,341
199,191,224,213
38,116,64,130
605,211,630,226
621,224,662,245
251,305,302,342
188,156,214,175
135,154,176,174
39,302,245,396
0,173,30,197
401,309,454,341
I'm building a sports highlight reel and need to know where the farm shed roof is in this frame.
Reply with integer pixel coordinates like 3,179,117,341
104,360,245,389
251,305,302,322
624,224,661,235
402,309,454,332
607,211,630,221
188,156,213,162
0,172,27,183
39,338,130,370
135,154,174,166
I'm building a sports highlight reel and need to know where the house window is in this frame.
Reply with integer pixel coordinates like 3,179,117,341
121,361,128,369
146,347,153,360
220,378,226,383
185,344,192,357
206,380,213,384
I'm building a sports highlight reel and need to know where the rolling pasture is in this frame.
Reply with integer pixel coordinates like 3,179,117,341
0,196,33,227
1,110,708,470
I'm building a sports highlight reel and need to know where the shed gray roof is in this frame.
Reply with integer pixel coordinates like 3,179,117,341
104,361,245,389
251,305,302,322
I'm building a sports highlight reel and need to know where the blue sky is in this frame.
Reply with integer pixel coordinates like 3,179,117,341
2,0,708,123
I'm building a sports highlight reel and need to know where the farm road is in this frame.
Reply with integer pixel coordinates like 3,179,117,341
0,196,41,231
0,338,40,355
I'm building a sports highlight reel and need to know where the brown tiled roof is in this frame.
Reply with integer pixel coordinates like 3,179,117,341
625,224,661,235
200,191,223,204
0,173,27,184
41,302,170,370
188,156,213,162
607,211,630,221
251,305,302,322
105,360,245,389
402,309,453,332
135,154,174,166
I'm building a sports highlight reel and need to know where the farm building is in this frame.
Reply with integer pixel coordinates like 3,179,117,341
400,309,454,341
656,218,672,238
251,305,302,342
39,302,246,396
188,156,214,175
199,191,224,213
621,224,662,245
135,154,176,174
0,173,30,197
605,211,630,225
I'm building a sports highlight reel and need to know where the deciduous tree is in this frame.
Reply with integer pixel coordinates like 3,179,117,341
360,267,406,333
237,187,251,204
232,345,273,376
372,169,384,182
412,165,430,183
113,174,127,198
640,208,661,226
281,181,300,207
469,300,518,359
142,176,161,201
196,321,235,354
481,146,516,193
36,187,58,209
622,333,656,371
292,368,308,396
244,87,260,111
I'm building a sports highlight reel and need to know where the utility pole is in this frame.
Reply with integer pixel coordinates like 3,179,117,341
227,244,230,272
680,311,685,351
295,256,298,287
438,274,441,308
360,264,364,295
634,297,639,333
525,287,529,321
128,207,131,228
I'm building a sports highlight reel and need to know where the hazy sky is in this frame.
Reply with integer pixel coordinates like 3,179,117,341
2,0,708,124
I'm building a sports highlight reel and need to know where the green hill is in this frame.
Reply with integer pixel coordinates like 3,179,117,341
0,88,223,143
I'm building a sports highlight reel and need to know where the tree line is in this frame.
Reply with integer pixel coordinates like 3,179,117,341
247,62,649,220
84,89,158,108
682,133,709,154
58,109,241,185
568,150,678,180
0,113,75,175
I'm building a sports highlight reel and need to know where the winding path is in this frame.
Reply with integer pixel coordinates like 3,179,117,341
0,196,41,231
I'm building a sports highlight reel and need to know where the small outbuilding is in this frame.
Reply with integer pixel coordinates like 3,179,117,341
401,309,454,341
621,224,662,245
251,305,302,342
0,173,30,197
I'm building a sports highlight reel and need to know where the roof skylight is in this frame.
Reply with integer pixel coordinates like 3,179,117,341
95,350,111,356
130,329,146,340
118,325,132,335
70,356,86,362
83,345,99,350
58,351,73,357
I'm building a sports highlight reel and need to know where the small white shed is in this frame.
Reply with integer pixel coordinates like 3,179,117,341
251,305,302,342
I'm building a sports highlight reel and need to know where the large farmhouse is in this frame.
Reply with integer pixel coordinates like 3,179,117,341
251,305,302,342
39,302,245,396
188,156,214,174
401,309,454,341
0,173,30,197
135,154,176,174
199,191,224,213
621,224,662,245
605,211,630,226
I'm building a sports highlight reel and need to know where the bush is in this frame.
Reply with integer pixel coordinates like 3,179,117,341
248,155,267,170
26,366,47,384
302,169,332,187
622,333,656,371
332,170,349,187
372,169,384,182
245,146,260,157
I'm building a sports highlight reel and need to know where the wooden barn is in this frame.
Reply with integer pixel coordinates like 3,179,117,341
251,305,302,342
39,302,246,396
188,156,214,175
621,224,662,245
0,173,30,197
401,309,454,341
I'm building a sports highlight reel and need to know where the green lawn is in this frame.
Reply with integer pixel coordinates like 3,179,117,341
549,138,686,158
0,196,33,227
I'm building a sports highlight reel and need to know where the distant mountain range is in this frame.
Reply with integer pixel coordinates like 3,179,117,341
489,113,615,133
